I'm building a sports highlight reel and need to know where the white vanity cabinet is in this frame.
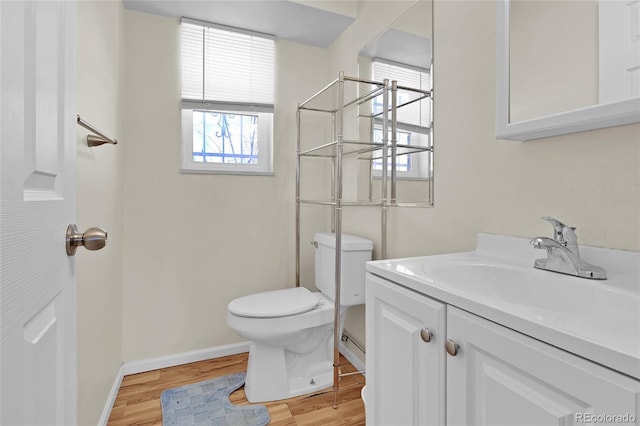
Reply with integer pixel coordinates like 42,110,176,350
365,273,446,426
366,273,640,426
446,306,639,426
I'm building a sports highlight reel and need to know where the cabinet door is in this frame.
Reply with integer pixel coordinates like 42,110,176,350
366,274,446,426
447,306,640,426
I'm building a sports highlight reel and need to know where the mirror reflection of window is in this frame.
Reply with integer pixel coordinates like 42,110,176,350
372,127,411,172
370,59,432,180
356,0,434,205
372,59,431,128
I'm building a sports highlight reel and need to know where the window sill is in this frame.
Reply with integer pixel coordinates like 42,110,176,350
372,175,432,182
180,168,275,176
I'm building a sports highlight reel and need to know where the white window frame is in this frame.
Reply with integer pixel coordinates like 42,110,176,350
180,18,275,175
371,126,432,181
180,109,273,175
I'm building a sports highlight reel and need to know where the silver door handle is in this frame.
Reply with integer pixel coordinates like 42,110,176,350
66,224,107,256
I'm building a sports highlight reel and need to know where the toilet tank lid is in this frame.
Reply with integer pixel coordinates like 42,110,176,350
228,287,318,318
314,233,373,251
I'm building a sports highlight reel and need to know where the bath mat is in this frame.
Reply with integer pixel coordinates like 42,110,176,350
160,372,270,426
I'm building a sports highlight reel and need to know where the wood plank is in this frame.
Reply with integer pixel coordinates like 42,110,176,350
293,398,366,426
107,352,365,425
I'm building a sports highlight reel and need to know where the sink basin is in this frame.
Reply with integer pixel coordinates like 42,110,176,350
366,233,640,379
426,259,639,344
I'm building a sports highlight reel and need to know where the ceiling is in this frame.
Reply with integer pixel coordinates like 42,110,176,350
359,0,432,69
123,0,357,48
360,27,431,70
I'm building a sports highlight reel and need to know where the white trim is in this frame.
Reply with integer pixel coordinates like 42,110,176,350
495,0,640,141
182,99,274,114
98,341,366,424
496,98,640,141
339,341,366,374
97,342,250,425
98,364,125,426
181,109,274,175
122,342,250,376
179,169,275,176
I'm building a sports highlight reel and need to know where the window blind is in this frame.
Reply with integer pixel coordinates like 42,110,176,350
372,59,430,128
181,19,275,111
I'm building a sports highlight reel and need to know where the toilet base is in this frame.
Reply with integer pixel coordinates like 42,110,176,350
243,322,339,402
227,291,352,403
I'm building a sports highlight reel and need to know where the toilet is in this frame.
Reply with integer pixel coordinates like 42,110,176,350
227,232,373,402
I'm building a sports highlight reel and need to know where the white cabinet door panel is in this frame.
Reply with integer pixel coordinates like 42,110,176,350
447,306,640,426
366,273,446,426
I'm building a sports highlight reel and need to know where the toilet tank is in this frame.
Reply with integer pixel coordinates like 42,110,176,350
314,233,373,306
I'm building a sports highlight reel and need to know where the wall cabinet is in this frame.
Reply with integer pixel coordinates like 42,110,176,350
366,273,640,426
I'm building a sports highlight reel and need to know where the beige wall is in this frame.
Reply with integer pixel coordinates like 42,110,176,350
74,1,639,417
120,10,330,362
76,1,125,424
122,0,640,366
329,0,640,362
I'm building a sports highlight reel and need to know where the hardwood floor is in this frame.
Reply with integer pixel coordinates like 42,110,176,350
107,352,366,425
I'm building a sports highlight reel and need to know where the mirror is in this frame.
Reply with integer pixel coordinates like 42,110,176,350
357,0,434,206
497,0,640,140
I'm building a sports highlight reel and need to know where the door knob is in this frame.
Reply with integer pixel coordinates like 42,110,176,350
420,328,432,343
66,224,107,256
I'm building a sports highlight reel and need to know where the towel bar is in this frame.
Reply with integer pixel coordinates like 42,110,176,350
77,115,118,146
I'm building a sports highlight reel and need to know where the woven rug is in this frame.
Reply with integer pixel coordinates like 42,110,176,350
160,372,270,426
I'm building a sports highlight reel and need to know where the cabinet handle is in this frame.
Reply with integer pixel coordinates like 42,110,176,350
445,339,459,356
420,328,432,343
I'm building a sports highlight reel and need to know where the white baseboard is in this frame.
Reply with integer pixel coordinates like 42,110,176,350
122,342,250,376
339,341,366,373
98,340,364,425
98,364,124,426
98,342,250,426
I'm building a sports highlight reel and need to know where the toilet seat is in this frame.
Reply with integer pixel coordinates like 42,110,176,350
228,287,318,318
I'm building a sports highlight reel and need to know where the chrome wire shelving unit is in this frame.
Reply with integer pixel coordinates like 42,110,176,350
295,71,433,408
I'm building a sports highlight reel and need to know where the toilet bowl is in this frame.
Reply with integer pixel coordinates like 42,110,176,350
228,287,344,402
226,233,373,403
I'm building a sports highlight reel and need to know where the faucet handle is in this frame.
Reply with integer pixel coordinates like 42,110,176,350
542,216,576,244
562,226,577,244
562,225,580,256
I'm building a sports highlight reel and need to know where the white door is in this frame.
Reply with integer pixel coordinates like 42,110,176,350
1,1,77,425
365,274,446,426
447,306,640,426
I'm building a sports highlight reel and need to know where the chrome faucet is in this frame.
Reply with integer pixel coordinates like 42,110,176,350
530,216,607,280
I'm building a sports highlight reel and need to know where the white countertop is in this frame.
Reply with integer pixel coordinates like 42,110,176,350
366,233,640,380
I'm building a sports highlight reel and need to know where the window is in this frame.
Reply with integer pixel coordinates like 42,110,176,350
371,59,432,180
180,19,275,174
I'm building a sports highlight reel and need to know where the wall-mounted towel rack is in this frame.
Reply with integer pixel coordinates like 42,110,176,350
76,115,118,147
